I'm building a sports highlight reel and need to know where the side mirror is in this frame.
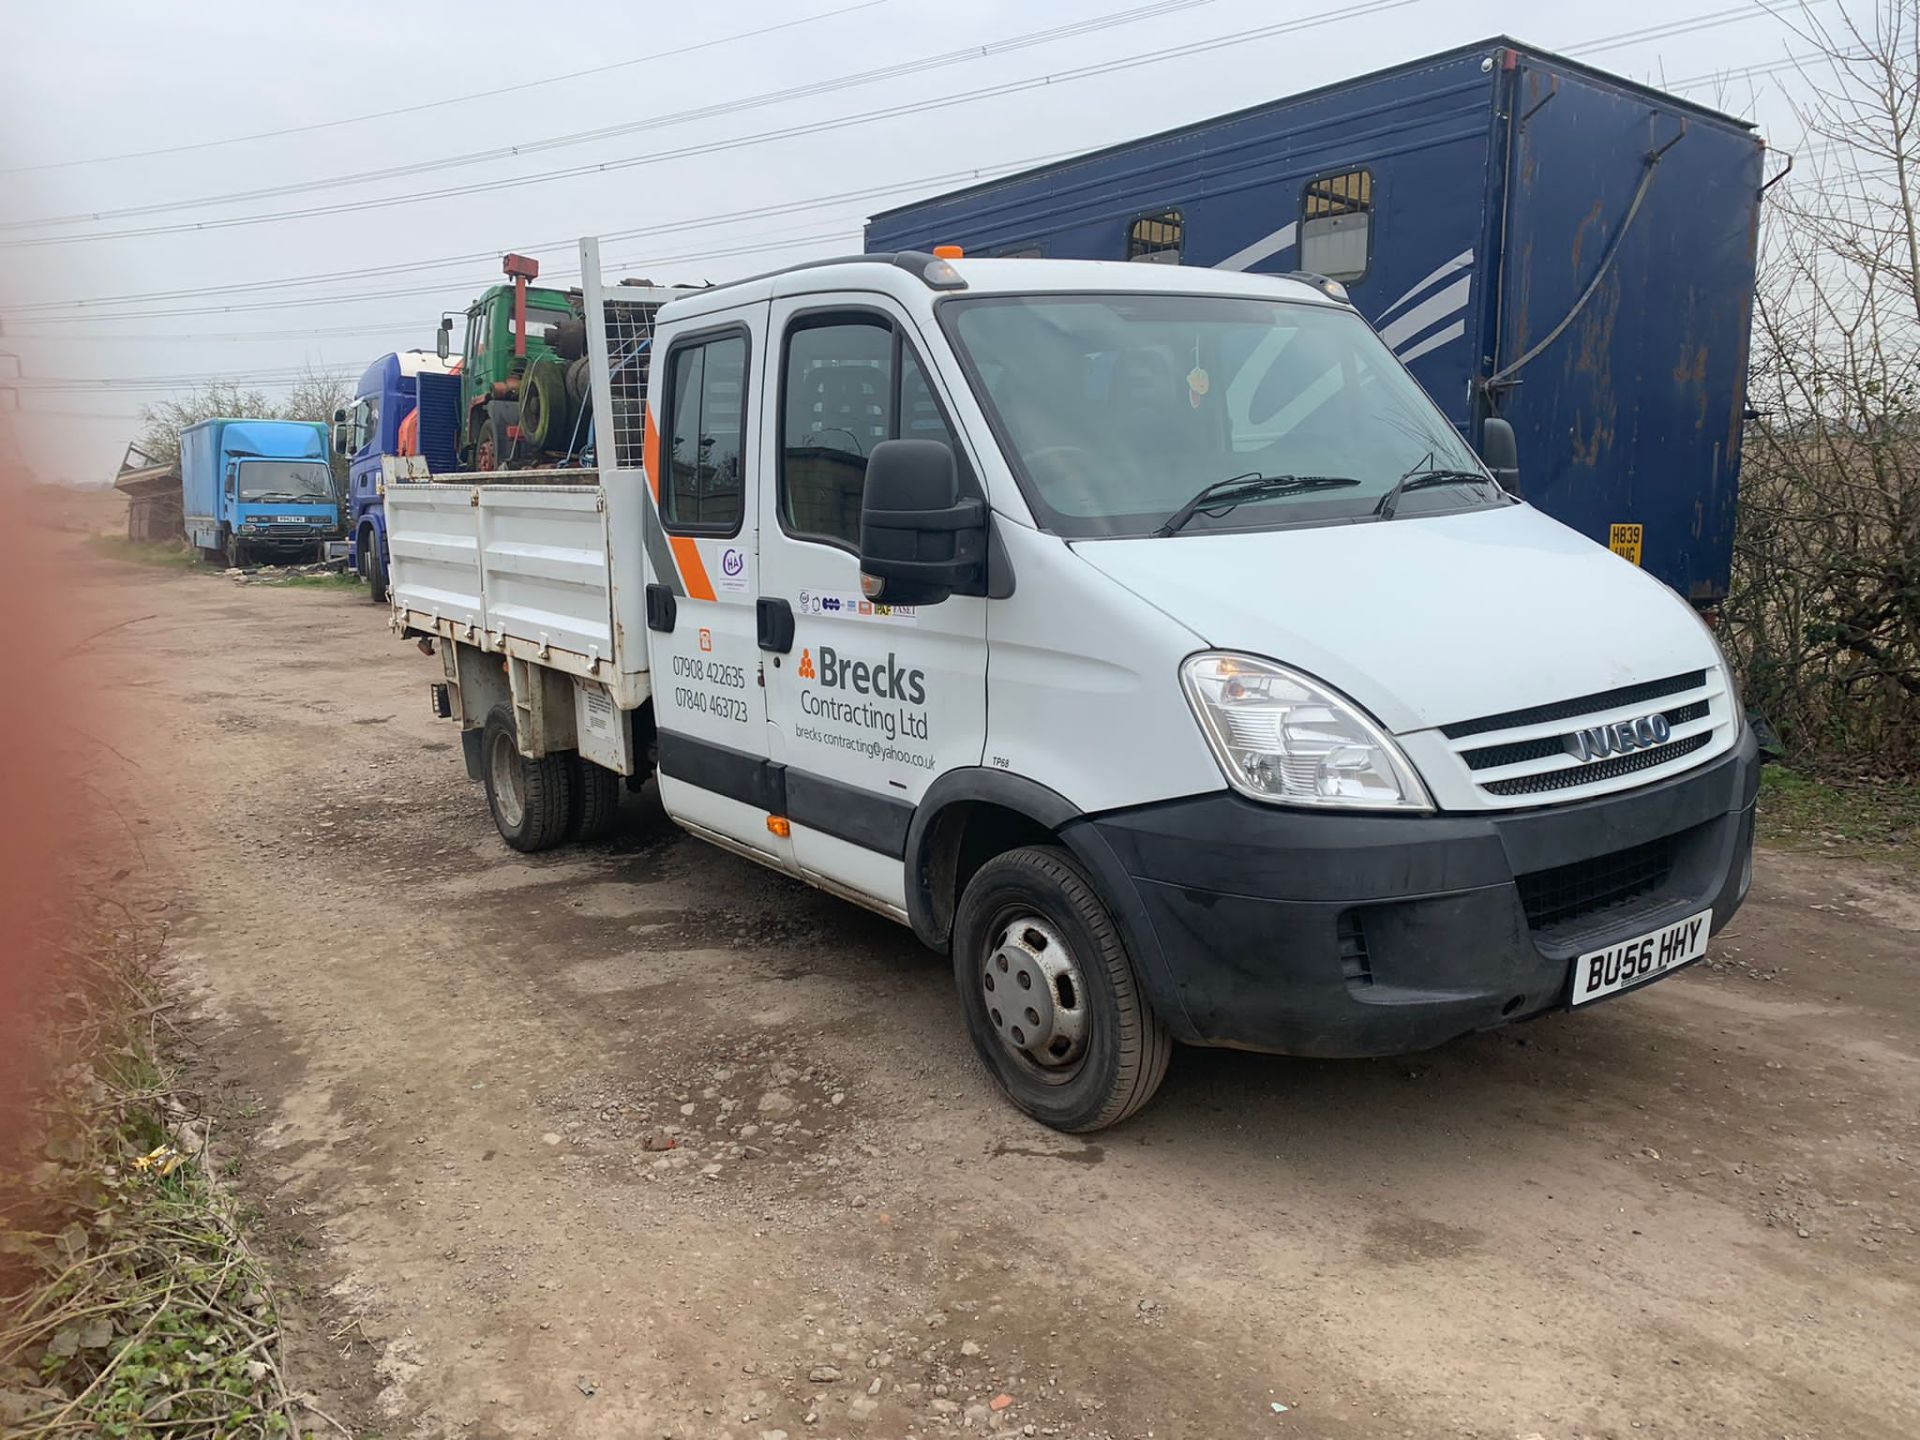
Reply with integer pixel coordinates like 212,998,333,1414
437,318,453,361
858,439,986,606
332,420,351,456
1480,416,1521,496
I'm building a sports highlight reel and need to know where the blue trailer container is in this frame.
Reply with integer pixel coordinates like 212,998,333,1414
338,349,455,601
180,417,339,567
865,37,1766,605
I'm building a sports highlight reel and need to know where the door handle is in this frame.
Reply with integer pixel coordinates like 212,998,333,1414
756,597,794,653
645,583,677,633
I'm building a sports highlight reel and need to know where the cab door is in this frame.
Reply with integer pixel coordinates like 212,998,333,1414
757,296,989,912
645,306,789,864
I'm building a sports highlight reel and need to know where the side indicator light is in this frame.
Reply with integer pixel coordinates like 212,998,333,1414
767,816,792,837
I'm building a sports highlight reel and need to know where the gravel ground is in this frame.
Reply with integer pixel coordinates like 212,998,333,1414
77,552,1920,1440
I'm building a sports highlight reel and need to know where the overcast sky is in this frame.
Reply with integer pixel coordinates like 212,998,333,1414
0,0,1834,483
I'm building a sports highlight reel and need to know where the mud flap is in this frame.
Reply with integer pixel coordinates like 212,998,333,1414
461,726,485,783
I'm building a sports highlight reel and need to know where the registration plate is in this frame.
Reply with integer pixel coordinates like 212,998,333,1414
1569,909,1712,1006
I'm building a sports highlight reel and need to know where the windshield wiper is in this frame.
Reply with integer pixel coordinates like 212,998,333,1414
1373,463,1502,522
1154,473,1362,537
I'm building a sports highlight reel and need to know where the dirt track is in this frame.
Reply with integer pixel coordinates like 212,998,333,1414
80,551,1919,1440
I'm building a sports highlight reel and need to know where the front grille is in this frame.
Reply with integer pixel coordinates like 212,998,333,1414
1443,670,1707,741
1482,732,1711,796
1463,699,1711,772
1517,833,1679,931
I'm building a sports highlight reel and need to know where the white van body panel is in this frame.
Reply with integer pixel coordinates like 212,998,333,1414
981,519,1226,814
1071,502,1725,735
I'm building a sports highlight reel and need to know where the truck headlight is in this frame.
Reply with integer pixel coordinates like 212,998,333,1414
1180,653,1431,811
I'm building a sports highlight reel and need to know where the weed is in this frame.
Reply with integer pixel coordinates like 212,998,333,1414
0,933,344,1438
82,536,200,571
262,572,361,591
1756,764,1920,864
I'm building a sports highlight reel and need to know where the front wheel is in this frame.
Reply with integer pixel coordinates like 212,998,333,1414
224,532,248,569
952,846,1171,1132
481,706,572,852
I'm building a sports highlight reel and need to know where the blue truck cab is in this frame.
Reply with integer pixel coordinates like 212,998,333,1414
180,417,339,568
337,349,457,601
865,37,1766,608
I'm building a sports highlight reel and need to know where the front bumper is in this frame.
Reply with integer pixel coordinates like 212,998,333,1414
1064,727,1760,1057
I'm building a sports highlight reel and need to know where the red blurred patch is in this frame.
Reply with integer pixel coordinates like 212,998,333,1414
0,456,103,1172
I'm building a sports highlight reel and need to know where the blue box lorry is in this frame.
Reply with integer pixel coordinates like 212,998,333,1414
864,37,1767,607
181,418,340,568
336,350,456,602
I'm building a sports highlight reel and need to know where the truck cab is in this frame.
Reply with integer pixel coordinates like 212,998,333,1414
338,350,456,600
453,270,581,470
180,418,339,567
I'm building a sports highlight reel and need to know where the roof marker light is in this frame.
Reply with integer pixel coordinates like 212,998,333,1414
933,244,964,258
921,257,967,290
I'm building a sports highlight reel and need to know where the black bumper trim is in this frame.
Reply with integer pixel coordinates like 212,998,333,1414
1071,730,1761,1057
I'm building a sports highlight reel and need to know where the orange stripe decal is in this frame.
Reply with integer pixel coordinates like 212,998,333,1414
642,405,661,501
670,536,716,601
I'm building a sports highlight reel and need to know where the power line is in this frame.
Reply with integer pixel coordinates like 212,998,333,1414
1563,0,1819,57
3,233,860,384
0,0,1422,250
0,157,1073,323
0,1,888,178
1,0,1227,234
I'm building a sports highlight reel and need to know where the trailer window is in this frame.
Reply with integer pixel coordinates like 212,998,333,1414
1126,209,1183,265
660,333,749,536
779,315,962,550
1300,169,1372,282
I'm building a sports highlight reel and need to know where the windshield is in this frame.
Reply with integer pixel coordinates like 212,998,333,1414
238,461,333,501
941,292,1497,537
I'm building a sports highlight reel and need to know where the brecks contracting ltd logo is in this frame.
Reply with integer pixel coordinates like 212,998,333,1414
1564,712,1672,763
796,646,929,743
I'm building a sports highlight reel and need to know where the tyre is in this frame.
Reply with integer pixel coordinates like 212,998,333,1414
952,846,1171,1132
366,532,388,604
481,705,573,852
567,754,623,841
519,358,571,453
472,401,519,472
223,531,247,569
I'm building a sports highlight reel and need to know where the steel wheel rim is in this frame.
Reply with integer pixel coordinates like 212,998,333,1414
489,730,526,829
980,910,1090,1084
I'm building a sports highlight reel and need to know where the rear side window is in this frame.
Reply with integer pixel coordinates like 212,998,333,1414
1300,169,1372,282
1127,208,1183,265
660,332,749,535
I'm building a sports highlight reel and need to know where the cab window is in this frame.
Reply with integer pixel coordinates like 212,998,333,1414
779,315,961,550
659,332,749,535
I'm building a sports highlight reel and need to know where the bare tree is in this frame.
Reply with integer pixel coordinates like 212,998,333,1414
133,381,276,469
1728,0,1920,772
130,365,351,472
277,365,353,427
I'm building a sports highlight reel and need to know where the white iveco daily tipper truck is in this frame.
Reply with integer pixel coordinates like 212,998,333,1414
387,238,1758,1132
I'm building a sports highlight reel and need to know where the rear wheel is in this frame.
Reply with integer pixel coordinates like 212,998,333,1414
481,705,572,852
365,531,388,604
567,755,623,841
952,846,1171,1132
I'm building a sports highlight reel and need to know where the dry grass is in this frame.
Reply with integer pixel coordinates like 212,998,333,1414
0,924,341,1438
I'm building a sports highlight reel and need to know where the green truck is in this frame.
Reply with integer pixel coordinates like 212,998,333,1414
436,253,591,470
